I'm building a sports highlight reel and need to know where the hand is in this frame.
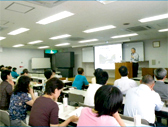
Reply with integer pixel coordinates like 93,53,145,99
131,55,134,58
69,115,79,122
8,80,15,86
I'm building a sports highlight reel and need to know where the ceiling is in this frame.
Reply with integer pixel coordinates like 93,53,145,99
0,1,168,49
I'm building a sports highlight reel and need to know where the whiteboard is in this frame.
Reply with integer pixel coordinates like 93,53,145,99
122,42,144,61
31,58,51,69
82,47,94,62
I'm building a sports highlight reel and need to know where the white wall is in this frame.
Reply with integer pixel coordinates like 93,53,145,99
144,38,168,68
59,38,168,77
0,48,44,73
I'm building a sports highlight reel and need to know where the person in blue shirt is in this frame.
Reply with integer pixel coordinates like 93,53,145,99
9,76,36,126
72,68,89,90
11,67,19,79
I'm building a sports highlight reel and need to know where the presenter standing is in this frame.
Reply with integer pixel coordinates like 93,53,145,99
130,48,139,77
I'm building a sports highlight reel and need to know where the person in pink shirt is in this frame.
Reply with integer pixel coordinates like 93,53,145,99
77,85,125,126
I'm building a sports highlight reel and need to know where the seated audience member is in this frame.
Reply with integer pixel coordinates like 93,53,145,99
42,69,53,92
29,77,78,126
124,75,164,124
11,67,19,79
78,85,125,126
153,68,168,101
84,71,108,106
91,68,103,84
0,65,4,71
7,66,12,71
114,66,138,95
9,76,36,126
0,70,14,110
16,69,29,84
72,67,89,90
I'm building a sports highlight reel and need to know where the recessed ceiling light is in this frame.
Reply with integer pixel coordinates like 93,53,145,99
79,39,98,43
38,46,49,49
83,25,116,33
13,44,24,47
49,34,71,40
8,28,29,35
36,11,74,25
158,28,168,32
55,43,70,46
111,33,138,39
28,40,43,44
139,13,168,23
0,36,6,41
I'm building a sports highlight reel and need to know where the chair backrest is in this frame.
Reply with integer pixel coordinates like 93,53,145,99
120,114,150,125
21,121,30,126
0,110,10,126
78,102,94,109
68,93,84,103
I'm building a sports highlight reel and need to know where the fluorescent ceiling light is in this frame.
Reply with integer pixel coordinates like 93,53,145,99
36,11,74,25
13,44,24,47
98,1,116,5
139,13,168,23
0,36,6,40
55,43,70,46
28,40,43,44
38,46,49,49
158,28,168,32
83,25,116,33
111,33,138,39
8,28,29,35
49,34,71,40
79,39,98,43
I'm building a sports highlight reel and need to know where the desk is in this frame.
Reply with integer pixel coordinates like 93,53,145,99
62,89,86,97
58,103,146,126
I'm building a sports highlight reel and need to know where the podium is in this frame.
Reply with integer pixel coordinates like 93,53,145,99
115,62,133,80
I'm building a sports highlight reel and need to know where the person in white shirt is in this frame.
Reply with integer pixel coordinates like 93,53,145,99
124,75,164,124
84,71,108,107
91,68,103,84
114,66,138,95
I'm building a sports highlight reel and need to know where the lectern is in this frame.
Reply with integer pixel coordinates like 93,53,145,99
115,62,133,80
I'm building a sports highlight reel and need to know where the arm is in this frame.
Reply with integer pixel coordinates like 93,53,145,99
153,91,164,111
26,87,36,106
50,116,78,127
6,84,13,95
133,53,139,61
113,112,126,126
83,76,89,86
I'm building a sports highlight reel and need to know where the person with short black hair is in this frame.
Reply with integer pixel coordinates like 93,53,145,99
84,71,108,106
0,70,14,110
11,67,19,79
124,75,164,124
130,48,139,77
114,66,138,95
78,85,125,126
43,69,53,92
16,68,29,84
29,77,78,126
153,68,168,101
7,66,12,71
9,76,36,126
72,67,89,90
91,68,103,84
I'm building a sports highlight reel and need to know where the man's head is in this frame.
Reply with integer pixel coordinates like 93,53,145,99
94,68,103,77
154,68,167,80
96,71,109,85
141,75,155,89
131,48,136,53
22,69,29,76
44,77,64,100
1,70,12,81
7,66,12,71
52,69,56,75
119,66,128,76
44,69,53,80
77,68,84,75
12,67,17,72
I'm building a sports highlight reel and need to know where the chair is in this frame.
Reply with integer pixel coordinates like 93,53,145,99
0,109,10,126
68,93,84,106
21,121,30,126
120,114,150,125
78,102,94,108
